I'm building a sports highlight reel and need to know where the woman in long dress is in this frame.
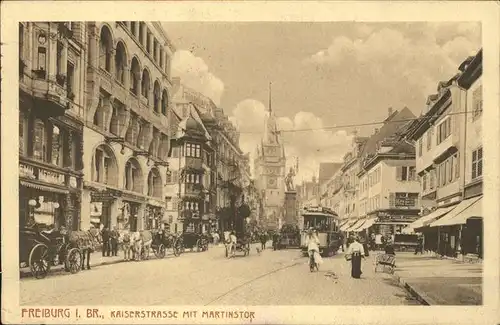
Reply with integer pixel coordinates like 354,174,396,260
346,236,365,278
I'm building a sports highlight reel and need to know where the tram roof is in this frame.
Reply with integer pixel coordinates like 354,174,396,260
301,206,338,218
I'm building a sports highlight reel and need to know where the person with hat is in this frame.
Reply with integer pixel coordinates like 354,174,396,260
346,235,365,278
306,228,322,270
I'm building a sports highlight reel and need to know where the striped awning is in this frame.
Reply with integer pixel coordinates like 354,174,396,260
20,180,69,194
345,219,364,232
340,219,358,231
430,196,482,227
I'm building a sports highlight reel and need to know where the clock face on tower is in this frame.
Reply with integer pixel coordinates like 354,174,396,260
267,177,277,188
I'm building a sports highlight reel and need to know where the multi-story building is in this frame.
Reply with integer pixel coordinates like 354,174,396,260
350,108,418,236
19,22,86,230
254,106,286,230
339,131,368,225
166,101,215,234
170,80,218,233
405,48,483,258
81,22,175,231
320,167,345,221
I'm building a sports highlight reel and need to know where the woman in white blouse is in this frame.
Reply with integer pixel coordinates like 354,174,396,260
346,235,365,278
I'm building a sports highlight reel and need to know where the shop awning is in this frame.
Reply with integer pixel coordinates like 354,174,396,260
351,219,367,232
20,180,69,194
339,219,357,231
411,205,457,230
357,217,377,231
338,219,350,228
430,196,482,227
345,218,365,232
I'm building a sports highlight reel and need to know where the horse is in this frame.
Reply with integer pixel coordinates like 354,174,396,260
131,230,153,261
118,230,133,261
63,230,96,270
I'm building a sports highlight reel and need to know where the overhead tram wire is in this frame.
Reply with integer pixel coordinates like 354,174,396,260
238,110,475,135
26,24,477,135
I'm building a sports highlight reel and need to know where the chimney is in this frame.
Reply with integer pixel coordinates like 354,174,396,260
388,107,393,118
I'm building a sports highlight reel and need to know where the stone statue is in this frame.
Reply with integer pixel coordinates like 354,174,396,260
285,167,295,191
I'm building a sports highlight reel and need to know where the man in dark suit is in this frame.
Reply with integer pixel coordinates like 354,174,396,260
101,227,110,257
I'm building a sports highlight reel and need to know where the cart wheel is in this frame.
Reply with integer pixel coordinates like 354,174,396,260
29,244,51,279
66,248,82,274
196,239,201,252
173,242,182,257
156,244,166,258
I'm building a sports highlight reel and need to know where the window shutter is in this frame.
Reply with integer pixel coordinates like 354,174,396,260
396,166,403,181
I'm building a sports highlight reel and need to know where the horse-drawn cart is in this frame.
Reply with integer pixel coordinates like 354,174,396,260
150,229,182,258
225,237,250,257
179,231,209,253
19,226,94,279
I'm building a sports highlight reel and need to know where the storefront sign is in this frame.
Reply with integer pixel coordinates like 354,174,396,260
395,193,417,207
38,168,65,186
377,213,418,223
91,191,116,202
19,163,35,179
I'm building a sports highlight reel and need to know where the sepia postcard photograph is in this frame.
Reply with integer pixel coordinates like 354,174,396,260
1,1,499,325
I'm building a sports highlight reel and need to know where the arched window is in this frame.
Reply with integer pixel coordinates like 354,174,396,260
92,144,118,186
129,57,140,95
141,69,150,102
147,168,162,198
99,25,113,72
153,81,161,113
161,89,168,115
124,158,143,193
115,41,127,84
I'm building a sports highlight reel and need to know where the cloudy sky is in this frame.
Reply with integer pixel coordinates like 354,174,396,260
162,22,481,182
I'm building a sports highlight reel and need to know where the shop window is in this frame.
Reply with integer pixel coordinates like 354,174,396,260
33,119,47,161
51,126,62,166
472,147,483,180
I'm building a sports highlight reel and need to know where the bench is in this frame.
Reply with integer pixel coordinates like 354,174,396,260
374,253,396,274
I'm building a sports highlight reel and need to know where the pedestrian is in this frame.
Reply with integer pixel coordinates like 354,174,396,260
101,227,110,257
346,235,365,279
259,231,267,250
213,232,220,246
415,236,423,255
110,226,119,256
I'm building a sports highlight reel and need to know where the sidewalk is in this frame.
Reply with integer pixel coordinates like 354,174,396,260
20,252,125,279
389,252,482,305
20,244,226,279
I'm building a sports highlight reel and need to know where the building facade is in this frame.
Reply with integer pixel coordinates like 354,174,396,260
253,107,286,230
19,22,86,231
405,49,483,258
81,22,175,231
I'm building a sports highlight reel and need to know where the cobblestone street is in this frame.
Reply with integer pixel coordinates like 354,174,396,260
20,245,420,306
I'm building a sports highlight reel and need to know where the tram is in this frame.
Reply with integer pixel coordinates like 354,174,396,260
300,206,343,257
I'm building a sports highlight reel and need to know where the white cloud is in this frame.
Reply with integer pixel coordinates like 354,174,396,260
306,23,481,103
171,50,225,105
230,99,352,182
